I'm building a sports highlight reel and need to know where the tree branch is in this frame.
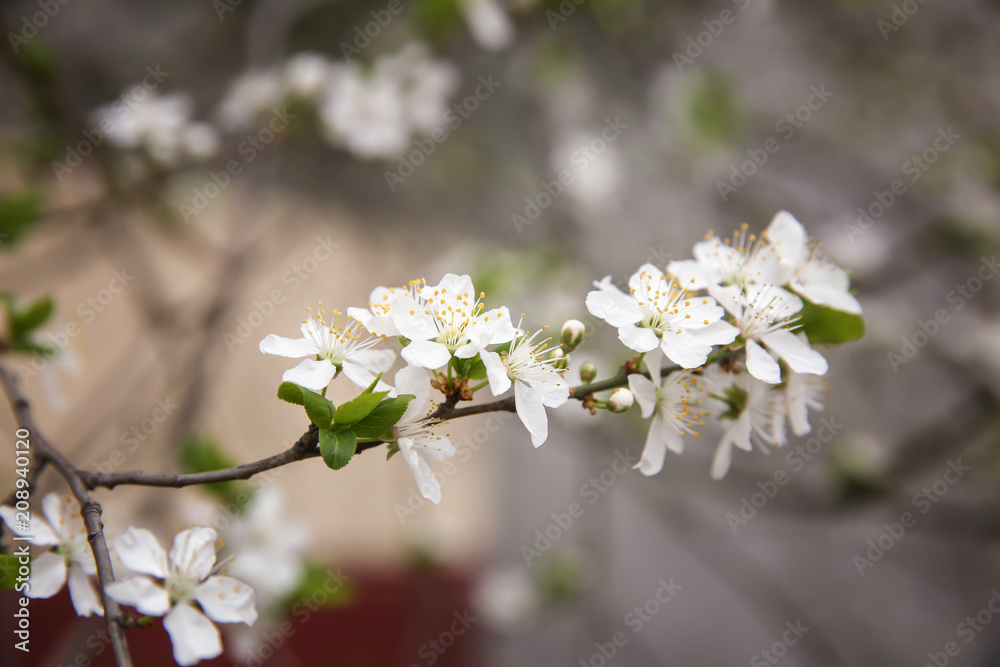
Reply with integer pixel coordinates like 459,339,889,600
0,363,133,667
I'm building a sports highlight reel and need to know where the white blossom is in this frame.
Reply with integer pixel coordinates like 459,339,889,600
389,365,455,504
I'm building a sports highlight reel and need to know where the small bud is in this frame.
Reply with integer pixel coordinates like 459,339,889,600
607,388,634,413
579,361,598,384
547,348,569,370
560,319,586,351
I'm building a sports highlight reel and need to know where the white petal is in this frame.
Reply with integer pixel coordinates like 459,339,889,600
67,565,104,617
532,372,570,408
765,210,808,269
390,294,439,341
105,577,171,615
341,360,392,393
690,320,739,346
408,434,455,462
666,259,709,290
350,347,396,373
169,527,217,583
514,381,549,447
399,439,442,504
281,358,337,391
762,330,828,376
484,307,518,344
41,493,70,539
708,284,744,318
660,331,712,369
618,325,659,353
586,286,642,327
395,364,431,421
164,604,223,666
0,505,59,545
710,442,733,480
745,340,782,384
400,339,452,369
480,350,512,396
26,551,67,598
194,576,258,625
722,411,754,452
635,418,670,476
628,374,659,419
114,527,169,578
258,334,317,358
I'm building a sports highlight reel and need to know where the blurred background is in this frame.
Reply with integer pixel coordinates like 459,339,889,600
1,0,1000,665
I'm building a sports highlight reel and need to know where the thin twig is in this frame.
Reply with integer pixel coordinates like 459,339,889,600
0,363,133,667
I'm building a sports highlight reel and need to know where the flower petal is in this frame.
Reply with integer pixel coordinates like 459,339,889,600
745,340,782,384
114,527,169,578
710,442,733,480
194,576,258,625
666,259,709,290
480,350,512,397
390,294,439,341
169,527,217,583
762,330,828,376
514,381,549,447
67,564,104,617
0,505,59,546
164,604,223,666
399,439,443,504
635,417,672,476
586,286,642,327
258,334,317,358
627,374,659,419
690,320,739,346
41,493,71,540
341,360,393,394
765,210,808,270
401,338,452,369
395,364,431,421
660,331,712,369
281,358,337,391
105,576,171,615
26,551,67,599
618,324,659,353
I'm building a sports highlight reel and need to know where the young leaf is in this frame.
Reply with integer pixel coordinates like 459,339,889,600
450,355,488,381
11,295,54,340
179,437,251,507
334,390,389,425
319,428,358,470
301,388,335,430
0,554,23,590
277,382,306,406
796,300,865,345
352,395,415,441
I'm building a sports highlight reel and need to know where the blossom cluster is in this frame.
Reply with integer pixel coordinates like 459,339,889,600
1,494,258,666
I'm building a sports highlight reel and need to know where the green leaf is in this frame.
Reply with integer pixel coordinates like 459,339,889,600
319,428,357,470
688,70,742,146
352,395,415,441
301,388,335,430
332,375,388,425
0,554,23,590
0,190,44,248
796,299,865,345
11,295,54,340
281,560,354,611
450,354,488,381
277,382,306,405
179,437,252,507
